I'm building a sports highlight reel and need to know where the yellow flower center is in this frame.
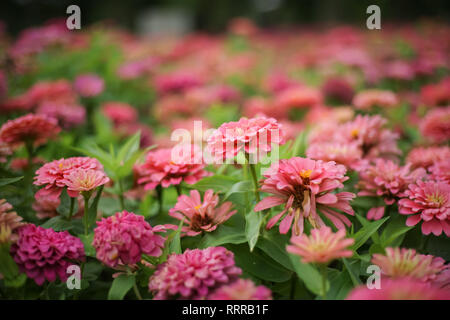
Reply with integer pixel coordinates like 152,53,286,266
194,204,202,211
350,128,359,139
299,169,312,179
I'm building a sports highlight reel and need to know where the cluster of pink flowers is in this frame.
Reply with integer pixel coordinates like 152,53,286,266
419,106,450,144
10,224,85,285
148,246,242,299
254,157,355,235
208,279,272,300
93,211,166,268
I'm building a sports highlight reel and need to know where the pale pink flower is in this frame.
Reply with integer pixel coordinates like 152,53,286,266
346,278,450,300
209,279,272,300
352,89,398,110
61,168,109,197
398,180,450,236
207,116,285,161
169,189,237,236
254,157,355,235
430,161,450,182
420,107,450,144
406,146,450,169
148,246,242,299
73,73,104,97
287,226,354,264
93,211,166,268
306,142,363,170
101,102,137,126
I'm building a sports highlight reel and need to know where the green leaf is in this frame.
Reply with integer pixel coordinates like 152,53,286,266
108,274,135,300
327,269,353,300
198,225,246,248
380,214,413,247
40,216,73,231
351,216,389,251
87,185,104,229
288,253,325,295
257,233,294,271
169,219,184,254
57,188,77,218
0,176,23,187
186,175,239,193
223,180,253,201
342,258,361,286
117,131,141,164
245,210,263,252
79,233,96,257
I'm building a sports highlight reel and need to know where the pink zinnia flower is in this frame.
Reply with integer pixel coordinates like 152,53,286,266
27,80,76,106
32,194,84,219
207,116,285,162
209,279,272,300
10,224,85,285
322,77,354,104
357,159,426,220
243,96,287,119
372,247,448,283
254,157,355,235
61,168,109,197
430,161,450,183
73,73,104,97
148,246,242,300
352,89,398,110
0,114,60,148
169,189,237,236
93,211,166,268
101,102,137,126
398,180,450,236
406,146,450,169
274,87,322,111
37,103,86,129
154,71,203,95
420,77,450,106
0,140,12,163
346,278,450,300
287,226,354,264
306,142,363,170
135,145,210,190
420,107,450,144
0,199,23,244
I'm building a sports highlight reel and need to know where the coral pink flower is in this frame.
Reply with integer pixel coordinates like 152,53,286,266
148,246,242,300
274,87,322,111
10,224,85,285
243,96,287,119
0,114,60,148
135,145,210,190
372,247,448,283
346,278,450,300
254,157,355,235
420,107,450,144
207,116,285,162
406,146,450,169
0,199,23,244
101,102,137,126
420,77,450,106
306,142,363,170
93,211,166,268
357,159,426,220
430,161,450,183
36,103,86,129
352,89,398,110
209,279,272,300
287,226,354,264
27,80,76,106
154,71,203,95
34,157,105,201
169,189,237,236
61,168,109,197
73,73,104,97
322,77,354,104
398,180,450,236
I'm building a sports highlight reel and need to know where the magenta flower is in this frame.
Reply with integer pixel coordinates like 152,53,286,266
61,168,109,197
254,157,355,235
398,180,450,236
93,211,166,268
287,226,354,264
74,73,104,97
420,107,450,144
169,189,237,236
209,279,272,300
10,224,85,285
148,246,242,299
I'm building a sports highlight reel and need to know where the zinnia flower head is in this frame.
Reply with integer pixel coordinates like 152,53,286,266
0,199,24,244
287,226,354,264
73,73,104,97
93,211,166,268
306,142,363,170
352,89,398,110
209,279,272,300
372,247,448,283
101,102,137,126
274,87,322,111
61,168,109,197
36,103,86,129
346,278,450,300
420,107,450,144
148,246,242,299
135,145,210,190
0,114,60,148
10,224,85,285
207,116,285,162
254,157,355,235
430,161,450,183
322,77,354,104
169,189,237,236
406,146,450,169
398,180,450,236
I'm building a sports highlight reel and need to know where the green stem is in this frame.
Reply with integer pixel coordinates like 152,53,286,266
175,184,182,197
68,197,75,221
156,185,163,215
245,153,261,202
82,194,90,235
320,264,328,300
118,179,125,211
133,281,143,300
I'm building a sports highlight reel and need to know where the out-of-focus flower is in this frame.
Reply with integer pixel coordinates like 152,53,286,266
10,224,85,285
0,94,33,113
254,157,355,235
209,279,272,300
27,80,77,106
357,159,426,220
73,74,104,97
346,278,450,300
154,71,203,95
420,77,450,106
0,199,23,244
0,140,12,163
10,156,45,171
420,107,450,144
228,17,258,37
0,114,60,148
384,60,415,81
406,146,450,169
135,145,210,190
0,71,7,101
169,189,236,236
430,161,450,183
352,89,398,110
101,102,138,126
61,168,109,197
287,226,354,264
93,211,166,268
36,103,85,129
117,57,160,80
207,116,285,162
243,97,286,119
398,180,450,236
322,77,354,104
148,246,242,299
274,87,322,112
306,142,362,170
372,247,448,283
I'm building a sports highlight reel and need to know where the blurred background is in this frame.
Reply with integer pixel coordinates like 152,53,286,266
1,0,450,36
